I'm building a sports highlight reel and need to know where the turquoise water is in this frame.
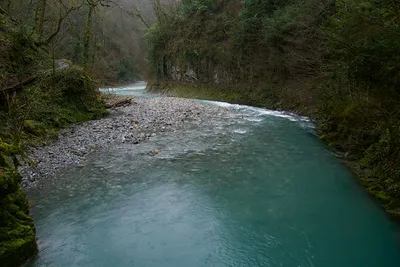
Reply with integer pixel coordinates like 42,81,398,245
100,81,151,98
25,88,400,267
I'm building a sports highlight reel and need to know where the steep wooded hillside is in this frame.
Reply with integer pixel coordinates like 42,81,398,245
0,9,106,267
146,0,400,220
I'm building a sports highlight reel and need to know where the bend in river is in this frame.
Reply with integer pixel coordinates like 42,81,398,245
24,83,400,267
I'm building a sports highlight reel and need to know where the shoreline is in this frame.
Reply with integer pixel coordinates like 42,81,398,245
149,82,400,223
20,90,400,224
19,96,237,188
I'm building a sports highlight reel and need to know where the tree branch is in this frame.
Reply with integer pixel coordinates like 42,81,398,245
0,76,37,93
44,2,84,44
120,6,150,28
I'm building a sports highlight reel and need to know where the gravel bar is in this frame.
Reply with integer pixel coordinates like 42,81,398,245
19,97,235,187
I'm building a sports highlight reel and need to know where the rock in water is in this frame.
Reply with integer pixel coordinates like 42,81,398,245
19,97,239,187
151,149,160,155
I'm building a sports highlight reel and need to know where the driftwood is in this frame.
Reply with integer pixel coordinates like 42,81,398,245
103,94,135,108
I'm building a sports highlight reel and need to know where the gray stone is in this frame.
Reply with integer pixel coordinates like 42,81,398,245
19,97,239,188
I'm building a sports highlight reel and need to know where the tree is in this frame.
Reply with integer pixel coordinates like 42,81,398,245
44,0,85,45
82,0,115,69
35,0,47,36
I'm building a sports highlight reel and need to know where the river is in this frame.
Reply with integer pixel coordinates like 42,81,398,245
25,82,400,266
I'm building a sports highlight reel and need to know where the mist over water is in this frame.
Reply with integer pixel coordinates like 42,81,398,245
26,85,400,267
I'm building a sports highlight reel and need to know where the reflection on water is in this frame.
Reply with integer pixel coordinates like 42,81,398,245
26,99,400,267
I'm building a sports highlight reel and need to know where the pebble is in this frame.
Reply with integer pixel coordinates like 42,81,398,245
19,97,237,188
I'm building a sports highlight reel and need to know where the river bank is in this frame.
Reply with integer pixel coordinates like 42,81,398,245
149,82,400,223
23,88,400,267
20,97,238,188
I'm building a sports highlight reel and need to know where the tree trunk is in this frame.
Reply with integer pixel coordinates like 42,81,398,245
83,4,93,69
6,0,12,12
90,34,97,72
36,0,47,37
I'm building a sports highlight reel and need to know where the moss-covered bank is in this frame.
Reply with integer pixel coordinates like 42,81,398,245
0,166,37,267
0,11,108,265
0,67,107,266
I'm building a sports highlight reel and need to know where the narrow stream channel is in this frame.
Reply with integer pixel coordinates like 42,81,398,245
25,83,400,266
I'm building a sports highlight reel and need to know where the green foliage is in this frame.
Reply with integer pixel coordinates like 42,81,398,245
0,144,37,267
238,0,286,35
182,0,216,14
0,171,37,267
146,0,238,82
1,67,107,145
0,13,49,85
146,0,400,218
7,25,43,75
23,120,46,136
115,58,140,83
146,0,329,83
317,0,400,214
322,0,400,93
0,12,108,265
145,16,175,78
262,4,301,48
25,67,107,127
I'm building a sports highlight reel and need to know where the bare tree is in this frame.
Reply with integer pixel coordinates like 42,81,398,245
35,0,47,36
83,0,116,68
44,0,85,44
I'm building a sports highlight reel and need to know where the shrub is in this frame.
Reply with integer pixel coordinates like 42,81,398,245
182,0,216,14
322,0,400,93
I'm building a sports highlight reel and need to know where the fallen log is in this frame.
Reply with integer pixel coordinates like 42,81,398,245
102,94,135,108
0,75,38,93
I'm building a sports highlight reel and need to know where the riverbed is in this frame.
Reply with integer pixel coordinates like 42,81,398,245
24,82,400,266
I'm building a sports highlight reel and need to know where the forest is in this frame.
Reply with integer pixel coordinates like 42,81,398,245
146,0,400,221
1,0,400,266
0,0,162,266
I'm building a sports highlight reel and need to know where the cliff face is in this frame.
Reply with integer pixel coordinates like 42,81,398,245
146,0,329,87
169,64,234,84
146,0,242,84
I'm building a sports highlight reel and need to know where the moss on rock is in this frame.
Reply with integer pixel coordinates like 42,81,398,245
0,9,109,267
23,120,47,136
0,170,37,267
0,66,108,265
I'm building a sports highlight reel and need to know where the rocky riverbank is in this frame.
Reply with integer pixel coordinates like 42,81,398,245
19,97,236,187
